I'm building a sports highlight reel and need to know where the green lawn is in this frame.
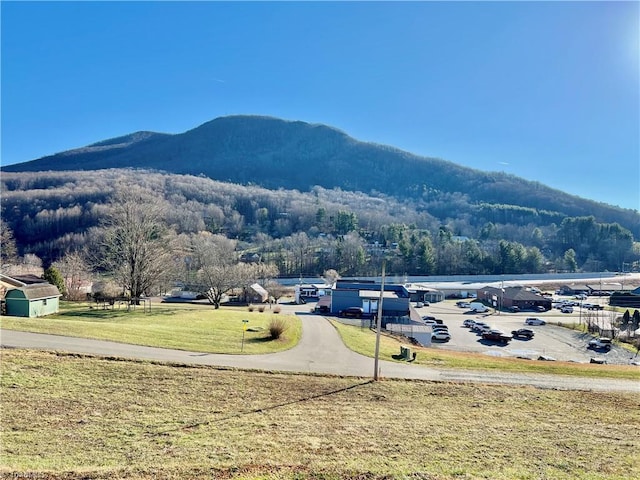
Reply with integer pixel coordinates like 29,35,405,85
0,301,301,354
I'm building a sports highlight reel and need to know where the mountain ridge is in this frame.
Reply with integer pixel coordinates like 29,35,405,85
3,114,638,236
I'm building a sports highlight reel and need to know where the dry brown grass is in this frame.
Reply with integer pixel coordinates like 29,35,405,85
1,349,639,480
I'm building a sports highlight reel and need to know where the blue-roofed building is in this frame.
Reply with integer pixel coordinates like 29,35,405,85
330,279,411,325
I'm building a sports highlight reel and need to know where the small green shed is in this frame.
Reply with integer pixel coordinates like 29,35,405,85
5,283,61,318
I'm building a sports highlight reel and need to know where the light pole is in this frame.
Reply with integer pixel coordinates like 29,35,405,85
373,260,386,381
241,319,249,352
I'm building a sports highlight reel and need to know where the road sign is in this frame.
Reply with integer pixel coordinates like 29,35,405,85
241,320,249,351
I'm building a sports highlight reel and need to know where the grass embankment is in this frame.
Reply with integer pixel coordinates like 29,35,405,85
1,349,639,480
331,321,640,381
0,301,301,355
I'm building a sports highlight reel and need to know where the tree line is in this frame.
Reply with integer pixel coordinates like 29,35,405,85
1,170,638,295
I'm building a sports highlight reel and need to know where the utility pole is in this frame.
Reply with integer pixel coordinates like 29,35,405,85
373,260,386,381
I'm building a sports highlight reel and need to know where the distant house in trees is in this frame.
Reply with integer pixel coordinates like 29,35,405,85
247,283,269,303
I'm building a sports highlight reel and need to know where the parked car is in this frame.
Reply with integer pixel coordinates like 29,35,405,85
535,305,547,312
508,306,520,313
477,324,492,335
469,302,489,313
471,321,490,333
432,324,449,332
511,328,535,339
456,301,471,308
422,315,436,321
339,307,364,318
423,319,439,326
432,330,451,341
588,338,612,351
525,317,546,326
482,329,512,344
463,319,476,328
560,306,574,313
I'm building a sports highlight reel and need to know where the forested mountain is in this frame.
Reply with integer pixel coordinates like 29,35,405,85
4,115,639,238
1,169,638,277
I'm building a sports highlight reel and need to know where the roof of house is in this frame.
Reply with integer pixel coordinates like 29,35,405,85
480,285,550,302
405,283,443,293
7,283,61,300
3,274,47,285
335,279,409,297
508,288,550,302
249,283,269,299
587,283,625,291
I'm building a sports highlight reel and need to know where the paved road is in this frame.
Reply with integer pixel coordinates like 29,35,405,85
1,315,638,393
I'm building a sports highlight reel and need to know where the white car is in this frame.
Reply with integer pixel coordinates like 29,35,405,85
560,306,573,313
471,321,489,332
525,317,546,326
432,330,451,341
588,338,612,350
478,324,492,334
463,319,476,328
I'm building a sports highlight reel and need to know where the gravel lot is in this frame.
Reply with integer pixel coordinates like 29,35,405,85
415,299,638,365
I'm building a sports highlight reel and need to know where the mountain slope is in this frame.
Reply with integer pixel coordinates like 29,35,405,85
4,115,639,236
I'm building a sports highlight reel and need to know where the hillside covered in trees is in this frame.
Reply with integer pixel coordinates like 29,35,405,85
1,169,638,279
4,115,639,240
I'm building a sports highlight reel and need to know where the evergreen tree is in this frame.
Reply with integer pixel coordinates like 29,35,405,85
632,310,640,332
44,265,67,297
564,249,578,272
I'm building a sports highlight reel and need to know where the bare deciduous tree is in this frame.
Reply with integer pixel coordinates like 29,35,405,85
99,187,175,299
191,232,241,308
0,219,19,266
53,251,92,301
322,269,340,287
264,280,291,303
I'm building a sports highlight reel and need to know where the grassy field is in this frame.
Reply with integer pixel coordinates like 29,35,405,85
1,349,639,480
0,301,302,354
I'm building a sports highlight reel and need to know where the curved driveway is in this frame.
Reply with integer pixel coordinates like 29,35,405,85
1,314,638,393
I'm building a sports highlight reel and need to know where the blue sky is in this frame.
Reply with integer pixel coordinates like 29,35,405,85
2,1,639,210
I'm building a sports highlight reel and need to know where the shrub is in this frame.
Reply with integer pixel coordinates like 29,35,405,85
273,305,281,314
258,305,265,312
247,305,254,312
268,317,288,340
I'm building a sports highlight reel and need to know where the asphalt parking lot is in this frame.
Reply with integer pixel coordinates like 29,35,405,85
415,300,637,365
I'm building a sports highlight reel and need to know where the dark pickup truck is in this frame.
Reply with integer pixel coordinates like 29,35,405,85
511,328,535,339
481,330,513,344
